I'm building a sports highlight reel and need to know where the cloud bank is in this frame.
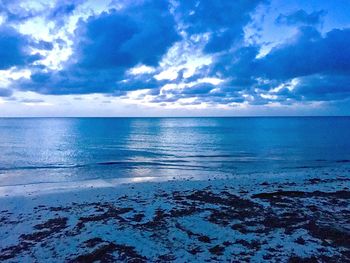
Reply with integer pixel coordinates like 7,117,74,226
0,0,350,115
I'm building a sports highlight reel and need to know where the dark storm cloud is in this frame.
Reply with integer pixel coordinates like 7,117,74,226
16,0,180,94
276,9,326,26
0,26,42,70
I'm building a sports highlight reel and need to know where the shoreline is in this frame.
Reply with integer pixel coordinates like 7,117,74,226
0,164,347,198
1,165,350,262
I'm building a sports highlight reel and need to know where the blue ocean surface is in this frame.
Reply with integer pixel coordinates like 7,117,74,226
0,117,349,187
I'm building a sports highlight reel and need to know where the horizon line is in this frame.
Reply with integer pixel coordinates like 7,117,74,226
0,115,349,118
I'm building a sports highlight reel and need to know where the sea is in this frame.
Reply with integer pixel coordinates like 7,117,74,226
0,117,349,188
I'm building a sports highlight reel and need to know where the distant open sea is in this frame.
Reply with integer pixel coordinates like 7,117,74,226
0,117,349,187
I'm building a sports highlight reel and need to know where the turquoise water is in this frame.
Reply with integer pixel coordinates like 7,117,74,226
0,117,349,186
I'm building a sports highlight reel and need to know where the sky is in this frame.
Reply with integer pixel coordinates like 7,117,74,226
0,0,350,116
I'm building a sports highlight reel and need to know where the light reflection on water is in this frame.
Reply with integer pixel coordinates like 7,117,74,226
0,117,350,186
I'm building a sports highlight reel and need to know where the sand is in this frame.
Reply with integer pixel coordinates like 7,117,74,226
1,164,350,262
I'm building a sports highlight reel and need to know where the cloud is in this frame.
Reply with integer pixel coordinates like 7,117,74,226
292,74,350,101
20,98,45,103
3,0,350,111
164,25,350,106
0,26,42,70
0,88,13,97
0,0,42,24
48,0,80,19
31,40,54,50
47,0,84,29
175,0,265,53
255,27,350,79
16,0,180,95
74,2,179,69
245,26,350,103
276,9,326,26
181,83,216,95
0,0,81,27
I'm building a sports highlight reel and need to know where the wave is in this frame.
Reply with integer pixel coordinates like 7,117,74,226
0,159,211,172
96,160,209,169
1,158,348,173
0,164,85,171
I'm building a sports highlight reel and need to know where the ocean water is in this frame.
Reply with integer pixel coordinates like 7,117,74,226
0,117,349,187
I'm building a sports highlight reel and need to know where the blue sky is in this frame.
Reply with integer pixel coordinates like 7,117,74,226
0,0,349,116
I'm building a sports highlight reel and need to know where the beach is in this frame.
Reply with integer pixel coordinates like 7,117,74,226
1,164,350,262
2,0,350,260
